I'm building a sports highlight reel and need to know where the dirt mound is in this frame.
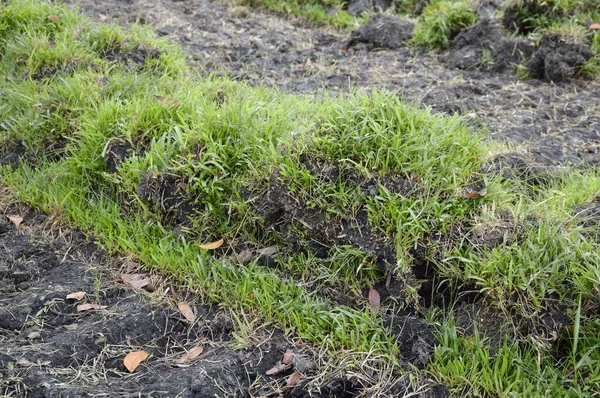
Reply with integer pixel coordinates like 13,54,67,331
448,18,534,72
103,138,134,173
250,172,397,267
527,34,595,82
137,171,200,227
346,13,414,50
387,315,436,369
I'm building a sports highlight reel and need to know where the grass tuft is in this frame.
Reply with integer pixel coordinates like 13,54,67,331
412,0,477,49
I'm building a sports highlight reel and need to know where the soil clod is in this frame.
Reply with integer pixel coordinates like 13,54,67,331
527,34,595,82
346,14,414,50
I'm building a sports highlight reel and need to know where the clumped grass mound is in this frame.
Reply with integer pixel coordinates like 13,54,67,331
412,0,478,49
503,0,600,75
2,1,600,396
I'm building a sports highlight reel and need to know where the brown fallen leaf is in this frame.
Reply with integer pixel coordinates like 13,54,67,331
265,362,292,376
120,274,152,290
125,260,139,273
47,15,60,22
368,287,380,313
7,215,23,228
155,96,181,110
27,331,41,340
282,350,294,365
286,370,302,388
123,350,150,373
143,282,156,293
178,302,196,323
199,238,224,250
466,188,487,199
76,303,107,312
66,291,86,301
589,23,600,30
175,345,204,367
231,249,253,265
256,246,278,257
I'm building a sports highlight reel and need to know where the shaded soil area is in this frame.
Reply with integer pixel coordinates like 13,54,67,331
61,0,600,168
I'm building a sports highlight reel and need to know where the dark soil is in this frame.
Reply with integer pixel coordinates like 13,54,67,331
99,43,162,67
0,199,450,397
527,34,595,82
345,14,414,50
137,171,200,227
448,18,535,73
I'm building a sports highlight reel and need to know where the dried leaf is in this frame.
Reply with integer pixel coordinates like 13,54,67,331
155,96,181,110
17,357,32,367
143,282,156,292
178,302,196,323
286,370,302,388
64,324,78,331
256,246,278,257
125,260,139,273
231,249,253,265
175,345,204,367
466,188,487,199
282,350,294,365
27,331,41,340
368,287,380,313
120,274,152,290
66,291,86,301
123,350,149,373
265,362,292,376
7,215,23,228
76,303,107,312
199,238,224,250
47,15,60,22
589,23,600,30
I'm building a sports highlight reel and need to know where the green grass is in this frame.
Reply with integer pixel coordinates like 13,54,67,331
412,0,477,49
236,0,361,28
2,0,600,395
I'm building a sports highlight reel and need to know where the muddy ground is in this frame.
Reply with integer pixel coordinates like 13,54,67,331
2,0,600,396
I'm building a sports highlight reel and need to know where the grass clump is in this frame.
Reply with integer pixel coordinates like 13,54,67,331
503,0,600,77
236,0,360,28
2,0,600,396
412,0,477,49
503,0,600,35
